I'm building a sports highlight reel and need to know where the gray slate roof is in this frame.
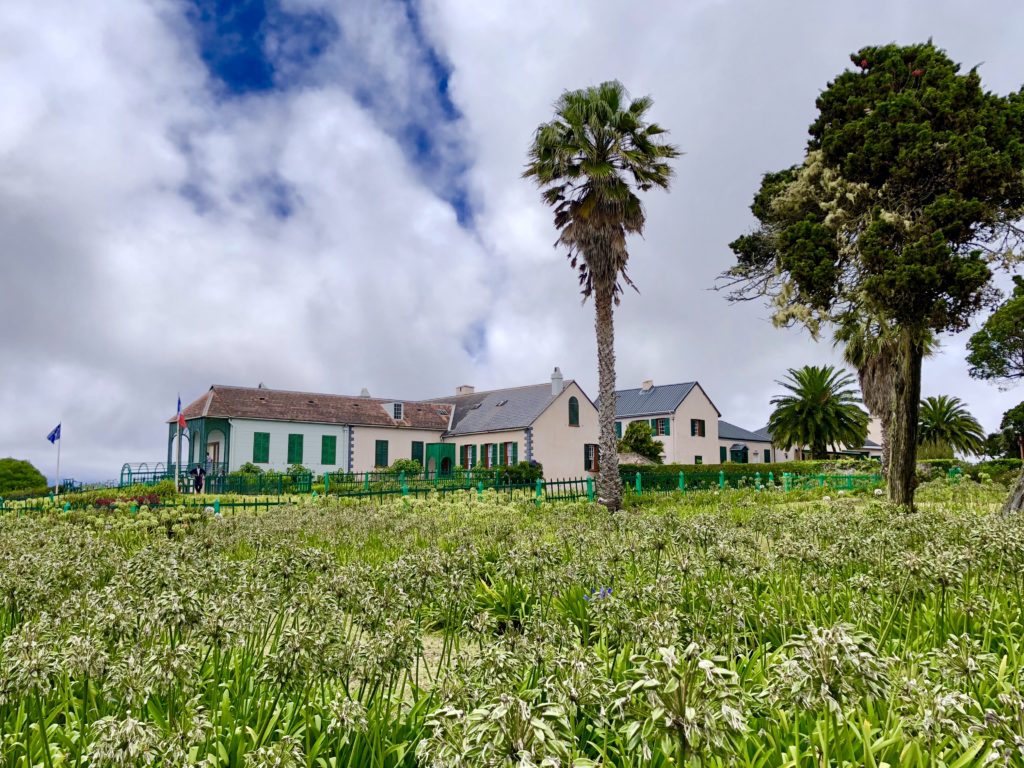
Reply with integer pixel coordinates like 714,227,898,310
718,420,772,443
426,382,573,436
609,382,697,418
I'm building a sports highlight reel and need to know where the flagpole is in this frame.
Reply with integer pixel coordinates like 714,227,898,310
55,424,61,500
175,422,182,492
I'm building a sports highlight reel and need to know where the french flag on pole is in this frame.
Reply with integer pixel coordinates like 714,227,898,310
177,396,186,429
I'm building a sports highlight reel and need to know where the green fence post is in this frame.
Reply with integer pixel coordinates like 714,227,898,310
783,472,791,492
635,472,642,494
535,478,543,507
402,481,409,497
719,470,725,489
477,481,483,499
818,474,825,488
63,502,70,513
364,472,369,491
324,473,330,494
214,499,220,516
130,502,137,515
399,470,405,488
678,471,685,492
278,476,283,495
768,471,774,487
586,477,594,502
755,472,762,491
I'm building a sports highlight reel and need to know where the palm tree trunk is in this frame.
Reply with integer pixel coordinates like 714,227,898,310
887,330,924,509
594,285,622,510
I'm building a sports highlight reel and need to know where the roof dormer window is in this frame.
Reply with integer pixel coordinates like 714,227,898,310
393,403,404,420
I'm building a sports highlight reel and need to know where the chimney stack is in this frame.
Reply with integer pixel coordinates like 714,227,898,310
456,384,475,396
551,366,564,396
641,379,654,391
359,387,371,398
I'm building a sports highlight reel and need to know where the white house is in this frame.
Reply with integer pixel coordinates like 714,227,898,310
610,380,722,465
169,368,601,478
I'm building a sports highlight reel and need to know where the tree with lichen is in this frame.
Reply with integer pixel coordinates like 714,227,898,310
722,42,1024,509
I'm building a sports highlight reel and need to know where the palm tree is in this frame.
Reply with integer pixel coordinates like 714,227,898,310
768,365,869,460
524,81,679,510
918,395,985,457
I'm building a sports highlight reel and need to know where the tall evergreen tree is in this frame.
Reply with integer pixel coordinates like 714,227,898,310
723,42,1024,508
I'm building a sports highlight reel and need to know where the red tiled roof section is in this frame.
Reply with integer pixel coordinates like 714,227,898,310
170,386,453,429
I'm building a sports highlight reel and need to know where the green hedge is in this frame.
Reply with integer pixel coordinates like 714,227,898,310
620,458,880,479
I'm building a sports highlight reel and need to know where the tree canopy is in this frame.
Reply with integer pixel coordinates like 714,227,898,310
723,41,1024,507
767,365,869,460
967,276,1024,384
0,458,48,494
617,421,665,464
917,395,985,456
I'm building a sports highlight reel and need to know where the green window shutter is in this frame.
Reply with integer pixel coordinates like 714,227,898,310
491,444,499,467
321,435,336,465
287,434,303,465
480,444,486,467
690,419,696,436
411,441,424,465
253,432,270,463
568,396,579,426
664,419,670,436
720,445,727,463
615,421,622,439
374,440,388,467
583,444,591,471
511,442,518,465
765,448,771,463
471,445,477,467
650,419,657,433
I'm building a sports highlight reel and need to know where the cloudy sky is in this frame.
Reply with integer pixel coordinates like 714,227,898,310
2,0,1023,482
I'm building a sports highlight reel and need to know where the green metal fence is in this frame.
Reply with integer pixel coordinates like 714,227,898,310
620,469,883,494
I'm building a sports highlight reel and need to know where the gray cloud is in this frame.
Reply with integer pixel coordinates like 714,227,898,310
2,0,1022,482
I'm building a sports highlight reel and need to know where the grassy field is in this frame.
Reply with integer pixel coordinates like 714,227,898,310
0,480,1021,766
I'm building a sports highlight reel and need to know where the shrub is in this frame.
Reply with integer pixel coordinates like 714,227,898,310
389,459,423,475
0,458,48,494
500,461,544,485
237,462,265,475
288,464,311,476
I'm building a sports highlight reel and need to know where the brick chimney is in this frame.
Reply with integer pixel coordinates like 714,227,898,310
456,384,475,396
641,379,654,391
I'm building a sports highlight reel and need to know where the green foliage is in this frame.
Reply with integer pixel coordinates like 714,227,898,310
236,462,264,475
767,365,869,459
616,421,664,463
500,461,544,485
287,463,310,476
388,458,423,475
967,276,1024,383
0,458,47,494
1,487,1022,765
725,41,1024,508
523,81,680,301
918,395,985,456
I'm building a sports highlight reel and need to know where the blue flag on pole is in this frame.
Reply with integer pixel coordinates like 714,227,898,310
47,423,61,443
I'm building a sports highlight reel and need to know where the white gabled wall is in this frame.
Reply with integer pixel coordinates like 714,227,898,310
530,382,600,477
229,418,350,475
350,426,446,472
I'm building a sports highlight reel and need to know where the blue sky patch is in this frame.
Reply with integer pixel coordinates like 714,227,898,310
186,0,336,95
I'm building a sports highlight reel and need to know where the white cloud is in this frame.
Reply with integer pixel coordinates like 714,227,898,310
2,0,1023,482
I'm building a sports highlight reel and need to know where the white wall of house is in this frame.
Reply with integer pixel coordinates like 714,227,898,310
530,382,600,478
350,426,445,471
230,418,351,475
668,387,720,465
